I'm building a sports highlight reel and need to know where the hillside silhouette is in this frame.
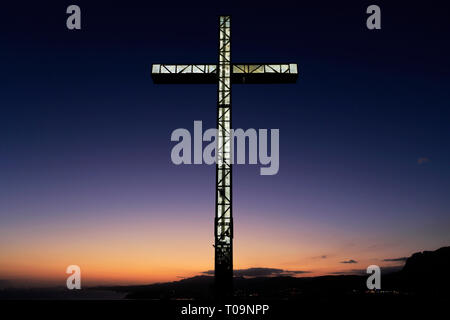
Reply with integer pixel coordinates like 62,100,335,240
91,246,450,300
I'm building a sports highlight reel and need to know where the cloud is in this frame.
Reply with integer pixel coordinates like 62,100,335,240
312,255,328,260
417,157,430,165
201,268,310,278
330,269,365,275
330,266,402,275
383,257,408,262
340,259,358,264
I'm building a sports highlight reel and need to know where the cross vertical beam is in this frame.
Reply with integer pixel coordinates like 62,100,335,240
215,15,233,298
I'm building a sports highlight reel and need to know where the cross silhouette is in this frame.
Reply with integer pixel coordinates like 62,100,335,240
151,15,298,298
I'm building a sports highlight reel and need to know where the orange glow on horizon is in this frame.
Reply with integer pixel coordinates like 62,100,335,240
0,209,415,287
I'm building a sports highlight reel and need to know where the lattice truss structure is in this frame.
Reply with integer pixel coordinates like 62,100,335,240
151,16,298,297
215,16,232,293
152,63,298,84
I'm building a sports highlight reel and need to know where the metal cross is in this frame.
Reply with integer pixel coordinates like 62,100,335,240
151,15,298,298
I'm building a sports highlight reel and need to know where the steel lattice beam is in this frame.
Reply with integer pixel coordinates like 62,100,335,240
215,15,233,298
152,63,298,83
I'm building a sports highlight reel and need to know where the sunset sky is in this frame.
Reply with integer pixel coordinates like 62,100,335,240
1,1,450,287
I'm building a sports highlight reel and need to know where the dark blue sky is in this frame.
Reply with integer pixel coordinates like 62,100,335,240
1,1,450,284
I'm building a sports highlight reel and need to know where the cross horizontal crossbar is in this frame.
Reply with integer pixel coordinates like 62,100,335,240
151,63,298,84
